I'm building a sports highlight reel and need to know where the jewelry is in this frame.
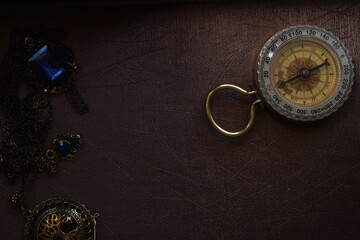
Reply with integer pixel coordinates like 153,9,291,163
25,198,97,240
0,27,97,239
206,25,354,136
46,134,83,161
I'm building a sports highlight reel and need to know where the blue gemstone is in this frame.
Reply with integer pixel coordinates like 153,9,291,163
28,45,69,88
56,140,71,156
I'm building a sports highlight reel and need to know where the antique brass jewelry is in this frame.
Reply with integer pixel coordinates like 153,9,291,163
206,84,262,137
46,134,82,161
0,27,95,238
25,198,96,240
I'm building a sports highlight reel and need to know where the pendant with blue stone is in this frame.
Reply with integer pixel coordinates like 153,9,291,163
46,134,82,161
25,37,77,94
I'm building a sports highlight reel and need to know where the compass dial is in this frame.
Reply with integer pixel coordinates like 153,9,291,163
271,39,340,107
257,25,353,121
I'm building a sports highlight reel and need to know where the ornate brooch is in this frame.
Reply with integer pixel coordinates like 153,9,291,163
25,199,97,240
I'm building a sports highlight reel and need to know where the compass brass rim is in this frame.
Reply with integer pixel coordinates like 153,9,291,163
256,25,354,122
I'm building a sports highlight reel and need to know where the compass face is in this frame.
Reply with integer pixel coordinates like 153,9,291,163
257,25,354,121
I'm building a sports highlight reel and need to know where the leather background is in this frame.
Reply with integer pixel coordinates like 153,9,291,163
0,1,359,239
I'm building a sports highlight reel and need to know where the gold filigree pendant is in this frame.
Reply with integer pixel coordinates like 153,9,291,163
25,198,97,240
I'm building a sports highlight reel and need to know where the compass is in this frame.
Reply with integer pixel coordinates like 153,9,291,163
206,25,354,137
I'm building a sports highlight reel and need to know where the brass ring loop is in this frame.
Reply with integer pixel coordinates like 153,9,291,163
45,149,56,160
24,37,34,46
205,84,262,137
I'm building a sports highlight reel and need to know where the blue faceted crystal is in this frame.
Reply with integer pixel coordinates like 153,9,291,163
28,45,68,88
56,140,71,156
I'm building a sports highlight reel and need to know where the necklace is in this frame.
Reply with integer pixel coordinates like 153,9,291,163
0,27,97,239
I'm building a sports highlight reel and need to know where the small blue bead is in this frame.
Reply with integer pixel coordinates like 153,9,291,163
56,140,71,156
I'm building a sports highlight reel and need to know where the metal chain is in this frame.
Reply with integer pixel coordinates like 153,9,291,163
0,27,86,210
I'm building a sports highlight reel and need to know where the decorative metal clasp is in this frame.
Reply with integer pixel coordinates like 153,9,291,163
205,84,262,137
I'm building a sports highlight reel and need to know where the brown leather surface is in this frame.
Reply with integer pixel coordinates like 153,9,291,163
0,1,359,239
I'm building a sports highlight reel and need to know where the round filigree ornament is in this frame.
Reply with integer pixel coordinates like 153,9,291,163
25,198,96,240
